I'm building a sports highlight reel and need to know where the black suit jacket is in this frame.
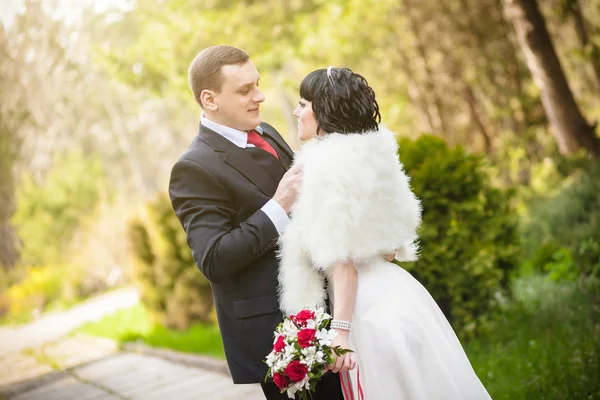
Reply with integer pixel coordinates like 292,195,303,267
169,122,294,383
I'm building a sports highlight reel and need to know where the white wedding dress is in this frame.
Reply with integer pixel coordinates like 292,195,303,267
337,259,492,399
278,126,492,399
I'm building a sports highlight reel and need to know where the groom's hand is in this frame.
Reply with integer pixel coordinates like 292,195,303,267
273,164,303,214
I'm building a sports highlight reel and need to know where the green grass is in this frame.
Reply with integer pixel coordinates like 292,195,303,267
466,276,600,400
75,304,225,358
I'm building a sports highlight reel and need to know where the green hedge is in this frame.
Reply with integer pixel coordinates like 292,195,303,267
522,160,600,279
398,135,520,339
129,194,213,330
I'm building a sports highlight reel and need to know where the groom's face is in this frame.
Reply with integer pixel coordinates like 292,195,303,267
211,61,265,131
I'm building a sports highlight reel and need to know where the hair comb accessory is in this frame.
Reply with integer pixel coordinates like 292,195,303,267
327,66,335,85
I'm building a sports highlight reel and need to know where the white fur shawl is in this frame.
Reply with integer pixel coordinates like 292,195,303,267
277,126,422,314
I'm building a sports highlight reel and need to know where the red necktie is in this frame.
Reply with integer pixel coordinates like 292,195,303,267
247,130,279,159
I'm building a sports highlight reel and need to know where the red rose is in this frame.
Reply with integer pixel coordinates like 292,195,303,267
284,360,308,382
295,310,315,326
297,328,317,348
273,372,290,390
273,335,286,353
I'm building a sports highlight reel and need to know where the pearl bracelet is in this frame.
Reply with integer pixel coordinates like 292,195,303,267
331,319,352,332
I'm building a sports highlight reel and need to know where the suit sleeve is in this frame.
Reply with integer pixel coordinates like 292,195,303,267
169,158,279,284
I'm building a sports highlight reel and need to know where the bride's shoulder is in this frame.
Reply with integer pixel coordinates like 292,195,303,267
297,126,399,169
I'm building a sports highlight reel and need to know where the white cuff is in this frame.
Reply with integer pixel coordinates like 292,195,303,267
261,199,290,235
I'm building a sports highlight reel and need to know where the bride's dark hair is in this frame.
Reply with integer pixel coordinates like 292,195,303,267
299,67,381,135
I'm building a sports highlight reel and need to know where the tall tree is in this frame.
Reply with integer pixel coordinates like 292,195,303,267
0,26,22,270
0,0,168,271
504,0,600,157
0,24,26,270
561,0,600,88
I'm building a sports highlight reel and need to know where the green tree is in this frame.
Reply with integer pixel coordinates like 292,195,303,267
13,151,107,266
100,0,600,183
0,25,24,271
504,0,600,157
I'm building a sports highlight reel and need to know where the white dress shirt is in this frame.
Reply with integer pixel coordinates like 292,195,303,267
201,115,290,234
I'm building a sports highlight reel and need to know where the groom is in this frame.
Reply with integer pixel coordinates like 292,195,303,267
169,45,344,399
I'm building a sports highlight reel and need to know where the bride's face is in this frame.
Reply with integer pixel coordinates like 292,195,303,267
293,99,319,141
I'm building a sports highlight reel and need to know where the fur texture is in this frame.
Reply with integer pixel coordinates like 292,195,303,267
278,126,422,314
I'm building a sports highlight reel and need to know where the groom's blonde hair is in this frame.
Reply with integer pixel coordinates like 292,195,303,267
188,45,249,107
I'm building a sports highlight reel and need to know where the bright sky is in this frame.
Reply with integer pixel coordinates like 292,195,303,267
0,0,134,29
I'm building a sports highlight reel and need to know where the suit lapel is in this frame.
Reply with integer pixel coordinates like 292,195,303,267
262,136,292,170
198,125,275,196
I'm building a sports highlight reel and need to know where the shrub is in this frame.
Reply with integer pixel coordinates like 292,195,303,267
522,160,600,279
467,276,600,399
129,194,213,330
398,135,520,339
518,241,579,282
5,264,81,320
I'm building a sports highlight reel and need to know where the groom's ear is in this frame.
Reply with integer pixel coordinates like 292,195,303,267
201,89,218,111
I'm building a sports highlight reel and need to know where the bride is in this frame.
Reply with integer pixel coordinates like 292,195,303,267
277,66,492,399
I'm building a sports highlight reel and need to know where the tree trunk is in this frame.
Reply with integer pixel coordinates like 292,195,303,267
464,85,494,154
403,0,449,135
437,0,497,154
504,26,546,162
504,0,600,157
396,42,436,133
0,130,19,271
0,28,19,270
102,100,152,197
568,0,600,88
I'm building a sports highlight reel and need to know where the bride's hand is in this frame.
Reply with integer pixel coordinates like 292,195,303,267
384,251,396,262
327,332,356,373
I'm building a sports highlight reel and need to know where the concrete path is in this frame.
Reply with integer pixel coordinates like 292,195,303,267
0,335,262,399
0,287,139,357
0,288,263,399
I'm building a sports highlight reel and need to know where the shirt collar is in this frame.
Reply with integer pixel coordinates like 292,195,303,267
200,115,263,148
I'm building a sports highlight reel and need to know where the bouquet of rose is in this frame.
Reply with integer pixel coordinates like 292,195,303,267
264,307,352,399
